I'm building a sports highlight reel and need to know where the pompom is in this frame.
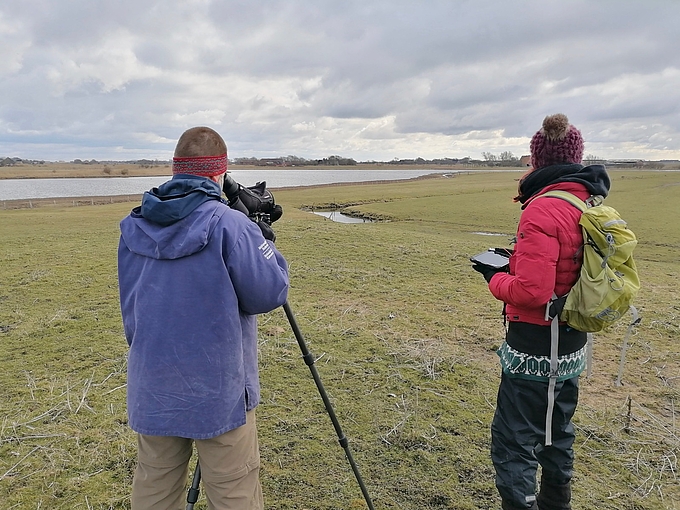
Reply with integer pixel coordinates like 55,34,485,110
542,114,570,141
529,113,584,169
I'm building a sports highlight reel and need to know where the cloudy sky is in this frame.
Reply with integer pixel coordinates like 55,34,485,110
1,0,678,162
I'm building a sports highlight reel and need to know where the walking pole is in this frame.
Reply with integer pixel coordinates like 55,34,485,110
615,306,641,387
283,300,376,510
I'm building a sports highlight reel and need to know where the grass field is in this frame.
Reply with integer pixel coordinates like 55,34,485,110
0,162,171,179
0,170,678,509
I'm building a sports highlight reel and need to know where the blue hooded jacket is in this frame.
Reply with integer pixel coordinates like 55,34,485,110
118,175,289,438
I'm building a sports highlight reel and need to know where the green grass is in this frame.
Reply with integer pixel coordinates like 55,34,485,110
0,170,678,509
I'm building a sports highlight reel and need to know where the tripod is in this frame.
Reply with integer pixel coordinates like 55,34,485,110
186,300,375,510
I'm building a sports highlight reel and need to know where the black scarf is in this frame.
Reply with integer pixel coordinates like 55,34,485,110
515,163,611,207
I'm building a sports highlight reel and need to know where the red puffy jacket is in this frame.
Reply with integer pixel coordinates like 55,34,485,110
489,181,589,326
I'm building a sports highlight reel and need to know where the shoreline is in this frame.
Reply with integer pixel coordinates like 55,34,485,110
0,194,144,210
0,163,484,180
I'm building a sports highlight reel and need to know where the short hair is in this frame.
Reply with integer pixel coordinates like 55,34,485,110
174,127,227,158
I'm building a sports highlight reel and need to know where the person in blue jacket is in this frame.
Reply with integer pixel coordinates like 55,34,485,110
118,126,289,510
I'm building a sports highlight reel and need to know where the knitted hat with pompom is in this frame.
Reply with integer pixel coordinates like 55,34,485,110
529,114,584,170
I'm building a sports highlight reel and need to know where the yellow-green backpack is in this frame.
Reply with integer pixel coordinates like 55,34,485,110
541,190,640,332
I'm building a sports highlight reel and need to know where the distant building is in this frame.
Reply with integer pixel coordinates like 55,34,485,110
257,158,287,167
232,158,259,166
519,155,531,167
605,159,645,168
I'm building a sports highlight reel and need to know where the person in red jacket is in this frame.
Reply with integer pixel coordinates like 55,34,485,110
472,114,610,510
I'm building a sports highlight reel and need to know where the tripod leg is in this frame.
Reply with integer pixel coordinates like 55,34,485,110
186,462,201,510
184,301,376,509
282,300,375,510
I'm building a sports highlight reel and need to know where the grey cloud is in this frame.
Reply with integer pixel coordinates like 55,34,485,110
1,0,680,160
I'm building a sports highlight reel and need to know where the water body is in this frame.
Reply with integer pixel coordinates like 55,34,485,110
312,211,373,223
0,169,441,201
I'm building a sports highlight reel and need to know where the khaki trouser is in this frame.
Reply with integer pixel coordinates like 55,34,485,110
131,409,263,510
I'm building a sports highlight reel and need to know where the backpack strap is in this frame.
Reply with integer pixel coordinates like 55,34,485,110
539,190,588,212
537,191,597,445
540,190,607,213
586,333,594,378
544,293,561,447
538,190,592,262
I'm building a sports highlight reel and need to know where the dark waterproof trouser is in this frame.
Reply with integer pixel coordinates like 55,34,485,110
491,372,579,509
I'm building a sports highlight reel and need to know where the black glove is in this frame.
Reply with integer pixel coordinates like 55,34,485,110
493,247,513,257
257,221,276,242
472,262,506,283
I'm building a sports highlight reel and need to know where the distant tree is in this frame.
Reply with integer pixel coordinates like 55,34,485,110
102,165,112,175
283,155,308,165
498,151,522,166
642,161,665,170
137,159,154,168
323,155,356,166
583,154,605,165
499,151,518,162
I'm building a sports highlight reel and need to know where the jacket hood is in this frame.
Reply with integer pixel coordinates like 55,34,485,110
120,178,228,260
140,174,225,226
517,163,610,205
557,164,610,198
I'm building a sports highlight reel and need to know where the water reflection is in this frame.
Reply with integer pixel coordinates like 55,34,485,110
312,211,373,223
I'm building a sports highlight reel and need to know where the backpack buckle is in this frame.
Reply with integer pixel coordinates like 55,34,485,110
585,195,604,207
546,295,568,321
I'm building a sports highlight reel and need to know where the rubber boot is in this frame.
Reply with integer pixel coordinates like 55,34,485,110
537,480,571,510
502,499,538,510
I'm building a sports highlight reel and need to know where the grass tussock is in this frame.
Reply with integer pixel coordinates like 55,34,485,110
0,170,678,509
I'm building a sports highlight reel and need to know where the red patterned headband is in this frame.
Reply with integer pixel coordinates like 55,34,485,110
172,154,228,176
